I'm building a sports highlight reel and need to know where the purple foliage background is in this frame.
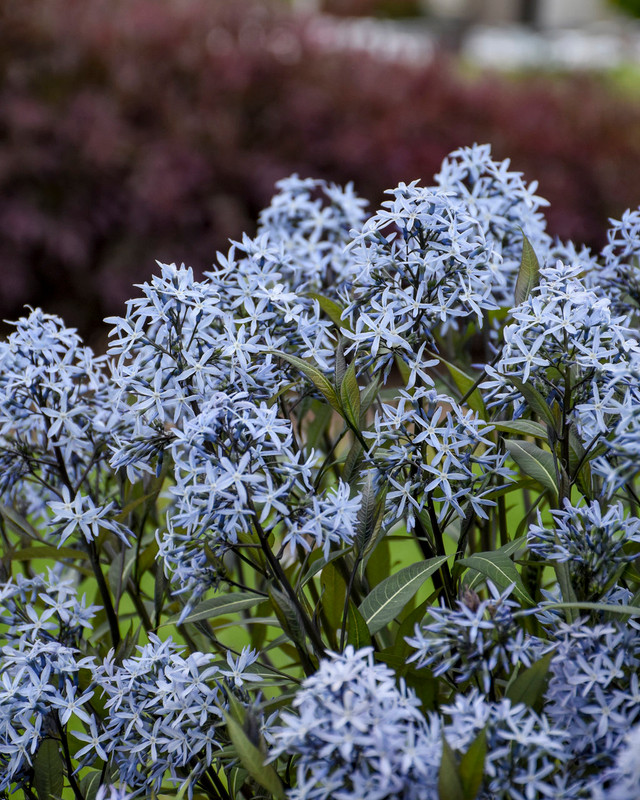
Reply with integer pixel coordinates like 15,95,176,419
1,0,640,345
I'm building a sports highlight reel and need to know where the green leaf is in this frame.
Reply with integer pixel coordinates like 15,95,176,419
346,601,372,648
360,376,381,421
113,621,141,665
154,566,170,627
554,560,578,620
305,401,334,454
321,563,346,631
498,534,528,559
360,525,391,584
568,428,593,498
339,360,361,431
459,728,487,800
355,472,387,558
0,504,39,538
493,420,548,439
359,556,449,634
334,337,348,389
342,439,364,483
506,376,557,431
309,292,350,331
394,598,430,659
300,546,352,587
267,380,299,408
514,232,540,307
268,585,307,649
506,652,553,711
113,488,164,522
79,771,103,800
536,601,640,617
228,767,249,800
458,551,534,606
167,593,262,625
439,734,464,800
433,355,485,416
33,739,64,800
272,351,341,413
504,439,558,501
395,353,412,386
225,713,286,800
9,545,89,562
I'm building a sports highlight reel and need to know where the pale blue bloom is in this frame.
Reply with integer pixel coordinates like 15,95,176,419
407,582,544,694
528,501,640,601
269,646,442,800
434,143,551,306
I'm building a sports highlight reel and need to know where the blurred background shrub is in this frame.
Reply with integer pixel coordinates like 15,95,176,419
2,0,640,344
609,0,640,17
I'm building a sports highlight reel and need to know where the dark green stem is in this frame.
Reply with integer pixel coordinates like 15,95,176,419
88,541,121,648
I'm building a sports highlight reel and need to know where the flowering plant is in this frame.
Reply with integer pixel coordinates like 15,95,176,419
2,144,640,800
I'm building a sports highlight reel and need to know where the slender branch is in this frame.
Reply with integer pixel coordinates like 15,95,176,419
88,541,121,648
339,555,362,652
249,499,326,659
426,497,454,604
54,718,85,800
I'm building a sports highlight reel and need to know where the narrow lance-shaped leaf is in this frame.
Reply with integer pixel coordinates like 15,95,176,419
358,556,449,634
225,713,286,800
339,360,361,432
321,563,346,631
309,292,351,331
343,438,364,484
355,472,387,558
432,353,486,417
493,420,548,439
271,350,342,413
33,739,64,800
165,593,263,626
268,585,308,650
506,376,558,432
459,727,487,800
514,231,540,307
458,551,534,606
346,601,372,649
504,439,558,502
439,734,464,800
360,375,380,420
506,652,554,711
334,337,347,389
305,402,334,454
80,772,102,800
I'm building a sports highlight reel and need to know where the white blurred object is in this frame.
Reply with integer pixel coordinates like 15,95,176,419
308,15,435,65
464,25,629,69
422,0,614,27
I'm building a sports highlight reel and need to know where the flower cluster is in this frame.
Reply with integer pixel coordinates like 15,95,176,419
599,206,640,318
269,646,442,800
0,571,98,791
528,500,640,601
596,723,640,800
441,690,576,800
0,308,129,544
434,143,551,305
87,636,263,794
484,261,636,410
256,174,369,291
544,617,640,775
342,181,499,385
159,388,360,615
3,146,640,800
406,583,542,694
365,388,511,529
